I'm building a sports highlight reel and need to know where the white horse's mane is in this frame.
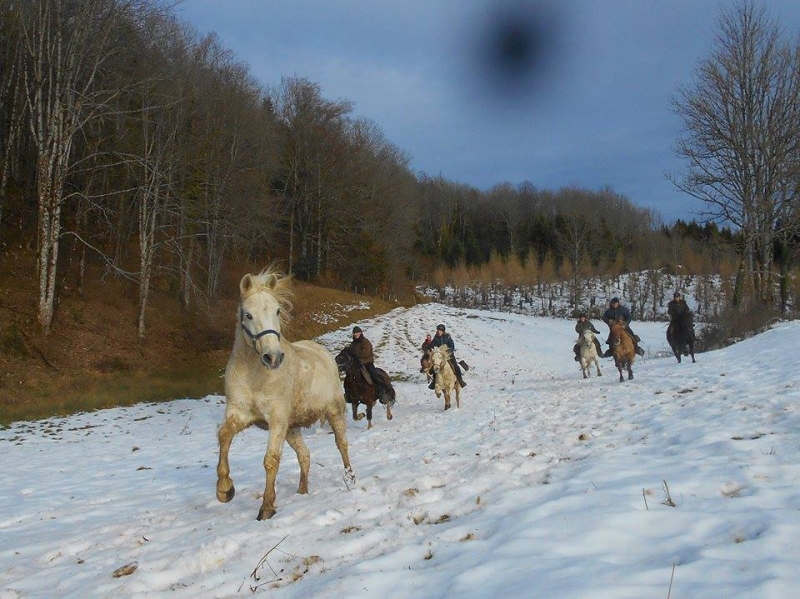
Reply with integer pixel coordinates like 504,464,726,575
432,345,452,362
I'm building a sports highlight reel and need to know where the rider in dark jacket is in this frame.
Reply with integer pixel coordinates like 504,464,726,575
347,326,391,401
667,291,693,338
573,313,603,361
429,323,467,389
601,297,644,357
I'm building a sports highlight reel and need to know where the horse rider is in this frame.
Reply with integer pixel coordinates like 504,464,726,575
667,291,693,338
573,313,603,361
347,326,392,402
601,297,645,357
420,333,433,373
429,323,467,389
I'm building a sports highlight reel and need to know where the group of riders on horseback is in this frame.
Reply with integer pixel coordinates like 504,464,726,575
342,322,468,406
572,292,694,362
343,292,694,405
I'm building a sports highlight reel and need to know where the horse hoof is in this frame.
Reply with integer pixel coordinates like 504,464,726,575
216,485,235,503
344,467,357,486
256,506,276,520
367,421,373,430
355,413,366,421
386,411,393,420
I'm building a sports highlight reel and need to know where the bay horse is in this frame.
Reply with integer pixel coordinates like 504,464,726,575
667,312,696,363
334,349,395,429
429,345,461,410
578,330,602,379
420,351,433,383
609,319,635,382
216,268,354,520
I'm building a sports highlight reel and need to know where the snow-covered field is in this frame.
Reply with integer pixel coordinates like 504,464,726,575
2,303,799,598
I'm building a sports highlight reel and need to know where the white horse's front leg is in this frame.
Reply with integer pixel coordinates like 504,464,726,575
216,413,248,503
258,423,288,521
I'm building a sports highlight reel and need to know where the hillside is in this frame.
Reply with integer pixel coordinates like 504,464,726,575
0,247,406,425
2,303,799,597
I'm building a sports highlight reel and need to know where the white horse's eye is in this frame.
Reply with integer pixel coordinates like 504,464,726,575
245,312,253,320
277,308,281,316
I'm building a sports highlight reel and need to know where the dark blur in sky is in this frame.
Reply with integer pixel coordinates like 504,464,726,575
178,0,800,224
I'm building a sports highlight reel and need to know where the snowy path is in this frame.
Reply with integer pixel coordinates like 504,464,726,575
1,304,799,598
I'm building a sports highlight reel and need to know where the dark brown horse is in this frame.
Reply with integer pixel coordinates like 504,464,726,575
335,349,395,429
420,350,433,383
667,312,696,363
609,320,635,382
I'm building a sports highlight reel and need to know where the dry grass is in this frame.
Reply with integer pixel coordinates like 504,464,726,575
0,248,408,426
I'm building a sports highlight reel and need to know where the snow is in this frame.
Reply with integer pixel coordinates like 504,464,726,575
1,303,799,598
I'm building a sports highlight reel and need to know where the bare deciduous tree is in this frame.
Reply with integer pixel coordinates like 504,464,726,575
18,0,139,332
671,0,800,305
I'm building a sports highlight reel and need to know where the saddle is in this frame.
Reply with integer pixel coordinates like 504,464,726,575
359,365,373,385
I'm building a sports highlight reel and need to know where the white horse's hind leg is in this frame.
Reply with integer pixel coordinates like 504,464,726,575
594,358,602,376
326,404,354,483
285,427,310,495
454,384,461,408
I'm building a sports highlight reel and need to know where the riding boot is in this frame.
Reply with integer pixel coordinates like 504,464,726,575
634,342,645,357
593,338,603,355
428,379,436,390
573,344,580,362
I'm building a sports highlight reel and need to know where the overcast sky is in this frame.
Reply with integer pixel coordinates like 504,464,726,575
177,1,800,224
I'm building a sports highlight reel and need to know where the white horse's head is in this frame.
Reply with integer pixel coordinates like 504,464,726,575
582,330,595,344
431,346,451,372
238,269,293,369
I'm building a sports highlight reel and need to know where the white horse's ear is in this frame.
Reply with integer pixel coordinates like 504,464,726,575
240,274,254,296
264,274,277,289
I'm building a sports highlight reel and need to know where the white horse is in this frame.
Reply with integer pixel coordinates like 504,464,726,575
578,330,602,379
215,268,354,520
430,345,461,410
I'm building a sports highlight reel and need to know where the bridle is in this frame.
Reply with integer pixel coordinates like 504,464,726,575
240,305,280,352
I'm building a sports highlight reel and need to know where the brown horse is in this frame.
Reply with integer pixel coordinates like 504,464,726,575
609,319,635,382
420,351,433,383
335,349,395,429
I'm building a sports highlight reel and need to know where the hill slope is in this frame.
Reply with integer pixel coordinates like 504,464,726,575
1,304,799,597
0,247,402,424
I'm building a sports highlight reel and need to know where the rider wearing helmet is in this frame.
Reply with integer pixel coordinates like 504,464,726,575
601,297,645,358
573,313,603,361
429,323,467,389
347,326,392,402
667,291,693,339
